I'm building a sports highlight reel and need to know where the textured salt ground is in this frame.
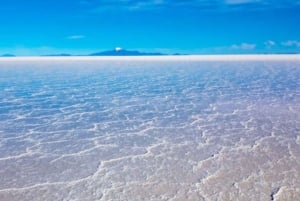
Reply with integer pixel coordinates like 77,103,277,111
0,57,299,201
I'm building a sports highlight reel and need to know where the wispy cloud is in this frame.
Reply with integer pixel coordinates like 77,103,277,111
224,0,261,5
230,43,256,50
264,40,276,48
89,0,166,11
66,35,85,40
85,0,300,12
281,40,300,47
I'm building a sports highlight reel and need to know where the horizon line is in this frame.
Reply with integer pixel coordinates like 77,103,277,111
1,54,300,62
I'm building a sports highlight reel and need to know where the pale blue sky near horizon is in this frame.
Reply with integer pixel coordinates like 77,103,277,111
1,0,300,56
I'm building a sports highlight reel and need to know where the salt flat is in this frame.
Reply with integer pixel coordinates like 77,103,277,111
0,57,299,201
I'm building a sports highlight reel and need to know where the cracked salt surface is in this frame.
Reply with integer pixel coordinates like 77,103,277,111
0,56,299,201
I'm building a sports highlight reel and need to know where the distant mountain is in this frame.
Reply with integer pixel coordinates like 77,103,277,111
172,53,187,55
89,48,165,56
37,49,185,57
1,53,16,57
43,53,72,56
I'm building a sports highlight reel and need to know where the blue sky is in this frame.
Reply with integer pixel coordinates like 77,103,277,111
1,0,300,55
